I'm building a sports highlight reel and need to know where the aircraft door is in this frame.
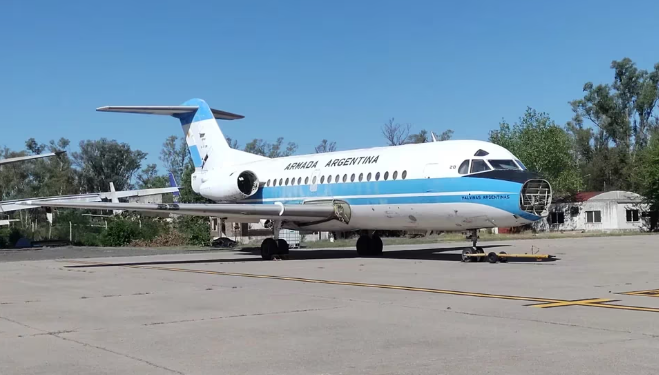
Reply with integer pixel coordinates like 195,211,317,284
309,169,322,193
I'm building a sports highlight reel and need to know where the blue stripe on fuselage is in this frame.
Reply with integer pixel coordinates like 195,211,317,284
242,177,540,221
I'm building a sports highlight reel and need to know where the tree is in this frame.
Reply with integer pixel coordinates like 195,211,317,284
635,132,659,229
315,139,337,153
243,137,297,157
381,118,411,146
72,138,146,192
489,107,583,195
159,135,190,185
136,164,168,189
406,129,454,143
225,137,240,149
568,58,659,191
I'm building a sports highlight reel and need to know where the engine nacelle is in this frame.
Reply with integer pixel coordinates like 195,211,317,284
199,170,260,201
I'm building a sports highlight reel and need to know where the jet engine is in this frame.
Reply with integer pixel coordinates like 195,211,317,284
198,170,260,201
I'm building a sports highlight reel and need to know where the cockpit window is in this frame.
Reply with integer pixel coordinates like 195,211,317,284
470,159,491,173
515,159,527,170
488,159,521,171
458,160,470,174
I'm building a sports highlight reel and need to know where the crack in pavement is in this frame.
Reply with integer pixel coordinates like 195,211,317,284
1,314,186,374
51,333,185,375
144,306,346,327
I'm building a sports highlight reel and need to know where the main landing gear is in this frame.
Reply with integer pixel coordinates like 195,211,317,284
260,221,289,260
461,229,485,263
356,232,383,257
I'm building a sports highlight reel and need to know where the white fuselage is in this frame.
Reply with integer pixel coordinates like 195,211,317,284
197,139,546,232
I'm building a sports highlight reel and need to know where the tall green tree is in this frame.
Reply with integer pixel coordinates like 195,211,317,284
159,135,190,185
136,164,168,189
489,107,583,194
72,138,146,192
568,58,659,191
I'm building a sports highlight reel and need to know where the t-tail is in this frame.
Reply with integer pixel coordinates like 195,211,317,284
96,98,266,193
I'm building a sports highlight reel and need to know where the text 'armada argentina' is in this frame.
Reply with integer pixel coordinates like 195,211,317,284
283,155,380,170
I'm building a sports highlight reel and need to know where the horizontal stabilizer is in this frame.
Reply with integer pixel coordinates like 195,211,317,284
96,106,244,120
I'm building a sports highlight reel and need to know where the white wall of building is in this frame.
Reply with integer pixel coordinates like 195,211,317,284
541,191,649,232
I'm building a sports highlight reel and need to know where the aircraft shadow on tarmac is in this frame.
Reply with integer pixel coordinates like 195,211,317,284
64,244,559,269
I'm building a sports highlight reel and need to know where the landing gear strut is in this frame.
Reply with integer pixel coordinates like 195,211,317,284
461,229,484,262
356,232,383,257
260,221,289,260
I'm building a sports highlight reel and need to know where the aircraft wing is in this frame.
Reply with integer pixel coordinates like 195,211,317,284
0,151,66,166
0,187,179,214
14,200,351,223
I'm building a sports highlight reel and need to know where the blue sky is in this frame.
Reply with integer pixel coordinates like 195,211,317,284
2,0,658,171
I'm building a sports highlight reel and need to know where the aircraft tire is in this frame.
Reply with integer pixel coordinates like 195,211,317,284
461,247,475,262
498,251,508,263
487,252,498,263
276,239,290,255
356,235,372,257
261,238,278,260
474,246,485,262
370,235,383,256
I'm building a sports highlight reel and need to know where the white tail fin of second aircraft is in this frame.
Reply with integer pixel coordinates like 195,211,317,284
96,98,266,172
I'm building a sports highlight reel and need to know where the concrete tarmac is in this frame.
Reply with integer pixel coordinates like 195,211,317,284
1,236,659,375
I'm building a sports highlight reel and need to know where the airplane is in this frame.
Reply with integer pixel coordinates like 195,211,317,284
20,98,553,261
0,151,66,166
2,175,179,222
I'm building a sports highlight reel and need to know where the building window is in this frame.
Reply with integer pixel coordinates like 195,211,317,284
549,212,565,224
586,210,601,223
402,170,407,179
626,209,640,222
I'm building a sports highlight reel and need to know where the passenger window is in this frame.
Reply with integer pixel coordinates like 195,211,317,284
312,176,317,184
350,173,355,182
384,171,389,180
393,171,398,180
367,172,372,181
279,178,283,186
402,170,407,179
359,173,363,182
304,177,309,184
342,174,347,182
328,175,332,183
267,179,271,186
375,172,380,181
458,160,470,174
285,178,289,185
320,176,325,184
297,177,301,185
335,174,340,183
470,160,491,173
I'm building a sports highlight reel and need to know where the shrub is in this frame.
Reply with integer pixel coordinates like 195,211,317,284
99,219,141,247
175,216,210,246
